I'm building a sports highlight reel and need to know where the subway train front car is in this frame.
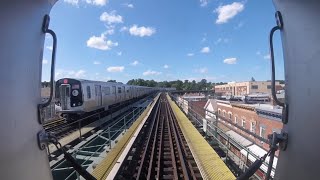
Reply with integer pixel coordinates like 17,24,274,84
55,78,85,120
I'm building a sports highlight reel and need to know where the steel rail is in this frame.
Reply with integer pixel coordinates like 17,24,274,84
167,103,198,179
136,99,161,179
165,102,179,180
156,115,164,179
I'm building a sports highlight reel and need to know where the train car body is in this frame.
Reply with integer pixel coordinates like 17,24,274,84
55,78,155,116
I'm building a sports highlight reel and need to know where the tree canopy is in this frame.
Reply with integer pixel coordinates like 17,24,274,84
127,78,218,91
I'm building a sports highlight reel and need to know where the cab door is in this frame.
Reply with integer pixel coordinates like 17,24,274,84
59,84,71,110
95,85,102,106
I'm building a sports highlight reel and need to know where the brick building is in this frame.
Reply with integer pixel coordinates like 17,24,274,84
173,95,283,178
214,81,283,96
215,100,283,150
202,99,283,179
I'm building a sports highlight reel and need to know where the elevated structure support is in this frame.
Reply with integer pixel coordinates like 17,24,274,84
0,0,56,179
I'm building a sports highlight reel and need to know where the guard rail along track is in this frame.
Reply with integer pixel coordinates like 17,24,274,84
115,93,202,180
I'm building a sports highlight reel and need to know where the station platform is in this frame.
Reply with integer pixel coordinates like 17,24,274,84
167,94,235,180
92,94,160,180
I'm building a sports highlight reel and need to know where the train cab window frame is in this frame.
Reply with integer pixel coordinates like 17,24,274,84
87,86,91,99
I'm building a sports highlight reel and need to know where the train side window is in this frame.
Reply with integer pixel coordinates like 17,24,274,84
87,86,91,99
105,87,110,95
112,86,116,94
118,87,121,93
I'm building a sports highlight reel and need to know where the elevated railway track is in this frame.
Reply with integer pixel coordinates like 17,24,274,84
115,94,202,179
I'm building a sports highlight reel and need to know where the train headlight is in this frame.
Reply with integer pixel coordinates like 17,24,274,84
72,89,79,96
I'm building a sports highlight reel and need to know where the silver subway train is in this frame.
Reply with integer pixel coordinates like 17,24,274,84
55,78,158,118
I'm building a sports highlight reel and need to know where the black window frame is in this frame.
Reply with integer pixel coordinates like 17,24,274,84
251,85,259,89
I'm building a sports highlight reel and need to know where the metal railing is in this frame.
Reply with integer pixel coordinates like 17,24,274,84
51,105,147,180
170,94,276,179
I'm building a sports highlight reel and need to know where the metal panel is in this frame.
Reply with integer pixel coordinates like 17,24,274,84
0,1,56,179
272,1,320,179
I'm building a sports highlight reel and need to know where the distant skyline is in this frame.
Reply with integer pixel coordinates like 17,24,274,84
42,0,285,83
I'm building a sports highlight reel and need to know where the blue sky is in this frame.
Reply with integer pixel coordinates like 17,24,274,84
42,0,285,83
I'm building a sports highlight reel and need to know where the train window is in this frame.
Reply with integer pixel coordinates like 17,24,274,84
104,87,110,95
87,86,91,99
112,86,116,94
118,87,121,93
66,86,70,97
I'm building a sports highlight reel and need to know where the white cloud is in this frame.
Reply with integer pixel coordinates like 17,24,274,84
87,34,118,50
123,3,134,8
100,11,123,24
143,70,162,76
64,0,79,6
107,66,124,72
93,61,101,65
129,25,156,37
201,47,210,53
117,51,122,56
235,21,244,29
86,0,108,6
215,2,244,24
187,53,194,57
74,70,86,78
42,59,48,64
215,38,230,44
223,57,237,64
55,69,86,79
264,54,271,60
120,26,128,32
163,64,169,69
186,76,217,82
200,0,209,7
103,25,115,35
46,46,53,51
131,60,139,66
195,67,208,74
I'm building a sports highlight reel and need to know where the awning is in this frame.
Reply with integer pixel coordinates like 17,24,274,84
225,130,253,147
